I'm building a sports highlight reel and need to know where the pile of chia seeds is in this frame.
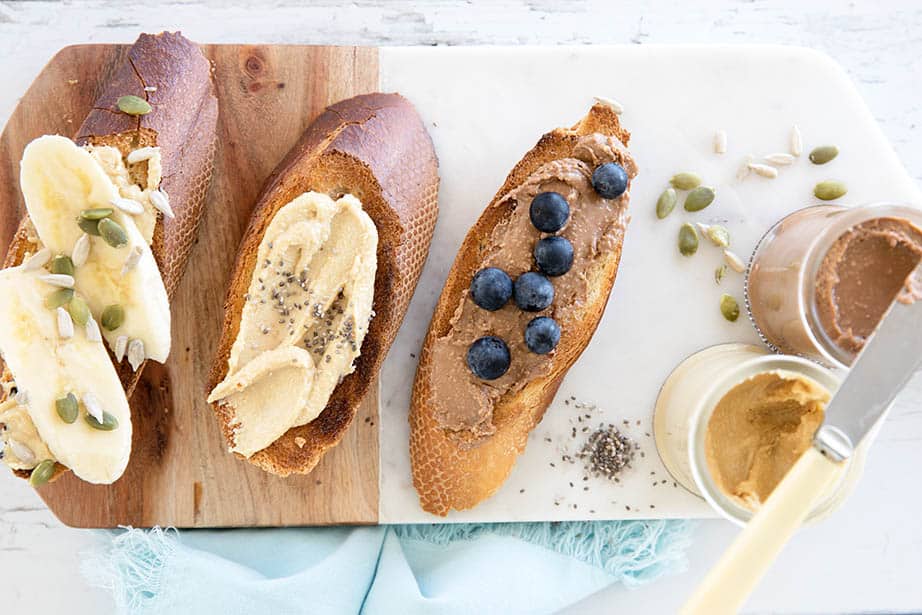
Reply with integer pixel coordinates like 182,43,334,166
577,424,636,480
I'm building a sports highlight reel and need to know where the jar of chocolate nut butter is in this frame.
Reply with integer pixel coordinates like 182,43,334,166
746,204,922,368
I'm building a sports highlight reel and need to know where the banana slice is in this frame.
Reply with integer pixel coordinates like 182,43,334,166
19,135,170,364
0,266,132,483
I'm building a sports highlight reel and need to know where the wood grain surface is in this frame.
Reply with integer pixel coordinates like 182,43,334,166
0,43,381,527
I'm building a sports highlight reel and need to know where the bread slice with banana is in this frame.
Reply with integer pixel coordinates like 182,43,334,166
207,93,439,476
410,103,637,515
0,32,218,486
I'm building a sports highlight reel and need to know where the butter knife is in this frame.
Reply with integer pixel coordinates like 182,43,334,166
682,261,922,615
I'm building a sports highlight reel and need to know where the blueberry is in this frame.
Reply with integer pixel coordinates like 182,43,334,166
514,272,554,312
592,162,628,199
534,236,574,277
466,336,511,380
524,316,561,354
470,267,513,311
529,192,570,233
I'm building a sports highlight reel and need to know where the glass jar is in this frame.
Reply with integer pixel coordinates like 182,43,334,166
746,203,922,368
653,343,869,526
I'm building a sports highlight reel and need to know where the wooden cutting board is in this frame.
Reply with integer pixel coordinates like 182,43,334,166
0,44,381,527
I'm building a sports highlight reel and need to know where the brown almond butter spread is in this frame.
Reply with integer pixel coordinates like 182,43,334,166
815,217,922,354
428,134,637,444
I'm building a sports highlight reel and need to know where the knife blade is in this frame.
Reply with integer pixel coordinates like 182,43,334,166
815,261,922,461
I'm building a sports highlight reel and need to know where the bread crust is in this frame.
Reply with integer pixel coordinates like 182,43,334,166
409,104,632,515
1,31,218,482
208,93,439,476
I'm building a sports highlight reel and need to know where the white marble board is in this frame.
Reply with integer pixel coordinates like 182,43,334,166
376,46,922,523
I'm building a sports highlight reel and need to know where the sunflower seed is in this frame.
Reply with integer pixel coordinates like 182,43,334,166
790,125,803,157
117,95,151,115
143,85,157,93
55,393,78,423
40,273,75,288
150,189,174,219
51,255,74,276
655,188,677,219
678,224,699,256
72,233,91,267
748,163,779,178
29,459,56,486
82,392,104,423
121,246,143,275
724,249,746,273
764,153,795,166
8,439,35,464
670,172,702,190
23,248,51,271
126,146,160,164
112,197,145,215
56,307,74,339
114,335,129,362
684,186,716,211
720,294,740,322
698,223,730,248
736,154,754,181
13,389,29,406
593,95,623,114
98,218,128,248
85,317,102,343
809,145,839,165
814,180,847,201
127,339,145,371
713,130,727,154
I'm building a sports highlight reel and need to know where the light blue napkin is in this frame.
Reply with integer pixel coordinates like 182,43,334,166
83,520,693,614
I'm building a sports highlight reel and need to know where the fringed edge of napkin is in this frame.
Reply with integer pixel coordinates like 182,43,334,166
395,519,695,586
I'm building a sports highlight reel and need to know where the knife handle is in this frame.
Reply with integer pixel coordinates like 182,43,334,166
681,447,845,615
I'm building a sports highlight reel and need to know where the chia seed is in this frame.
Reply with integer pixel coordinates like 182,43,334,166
577,425,636,481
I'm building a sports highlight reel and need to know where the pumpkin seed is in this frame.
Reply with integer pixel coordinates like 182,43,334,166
678,223,699,256
720,294,740,322
117,94,152,115
101,304,125,331
55,393,78,424
684,186,716,212
670,172,702,191
29,459,56,486
80,207,113,220
656,188,677,219
67,296,90,326
85,411,119,431
77,216,101,236
715,264,728,284
98,218,128,248
45,288,75,309
698,223,730,248
814,180,847,201
809,145,839,165
50,255,74,276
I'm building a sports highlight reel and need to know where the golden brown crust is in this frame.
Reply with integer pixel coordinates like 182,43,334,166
409,104,632,515
0,32,218,483
208,92,439,476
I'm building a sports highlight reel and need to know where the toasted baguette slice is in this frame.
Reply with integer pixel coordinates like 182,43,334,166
410,104,635,515
1,31,218,481
208,93,439,476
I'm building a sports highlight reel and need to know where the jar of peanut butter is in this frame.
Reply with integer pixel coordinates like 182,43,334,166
746,204,922,368
653,343,869,526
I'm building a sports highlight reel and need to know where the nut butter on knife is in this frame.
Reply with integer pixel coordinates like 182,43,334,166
682,261,922,615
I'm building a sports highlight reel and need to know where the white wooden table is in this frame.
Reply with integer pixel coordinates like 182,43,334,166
1,2,921,613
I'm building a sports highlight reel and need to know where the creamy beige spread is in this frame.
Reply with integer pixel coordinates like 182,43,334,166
705,371,828,510
815,217,922,355
208,192,378,457
427,134,636,445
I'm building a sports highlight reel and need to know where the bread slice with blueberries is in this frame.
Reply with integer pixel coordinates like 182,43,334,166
410,103,637,516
